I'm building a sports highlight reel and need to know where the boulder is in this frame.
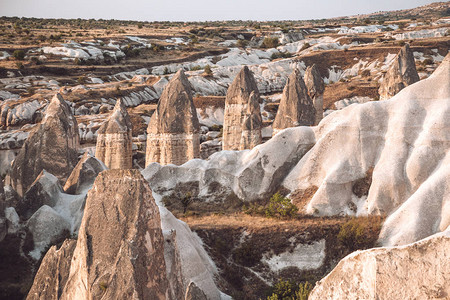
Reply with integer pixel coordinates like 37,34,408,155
378,44,420,100
146,70,200,166
20,170,62,219
273,68,315,135
239,91,262,150
309,232,450,300
95,98,133,169
26,205,71,260
7,93,79,196
304,64,325,125
60,169,172,299
63,152,106,195
223,66,260,150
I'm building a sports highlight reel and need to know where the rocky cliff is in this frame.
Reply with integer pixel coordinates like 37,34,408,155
239,91,263,150
272,68,316,134
309,231,450,300
146,70,200,166
28,170,174,299
7,93,79,196
95,98,133,169
304,64,325,125
378,44,420,100
222,66,261,150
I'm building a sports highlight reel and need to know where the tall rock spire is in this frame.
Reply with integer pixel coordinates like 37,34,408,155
378,44,420,100
240,91,263,150
95,98,133,169
272,68,316,135
7,93,79,196
304,64,325,125
223,66,262,150
146,69,200,166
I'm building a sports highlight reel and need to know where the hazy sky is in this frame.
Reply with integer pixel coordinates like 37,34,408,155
0,0,438,21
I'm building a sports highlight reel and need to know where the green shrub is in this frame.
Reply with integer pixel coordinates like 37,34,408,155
271,51,292,60
262,37,279,48
265,193,298,219
268,280,313,300
13,49,25,60
232,241,261,267
337,218,372,251
300,43,311,51
204,64,213,76
190,65,202,71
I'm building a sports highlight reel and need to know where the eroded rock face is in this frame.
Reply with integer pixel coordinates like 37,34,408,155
304,64,325,125
20,170,62,219
309,232,450,300
185,282,207,300
378,44,420,100
64,152,106,195
146,70,200,166
95,98,133,169
60,169,171,299
26,239,77,300
239,91,262,150
223,66,260,150
7,93,79,196
273,68,316,135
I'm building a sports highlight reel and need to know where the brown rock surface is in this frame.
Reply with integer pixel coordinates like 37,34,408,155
95,98,133,169
378,44,420,100
239,91,263,150
304,64,325,125
7,93,79,196
146,70,200,166
26,240,77,300
272,69,316,135
184,282,207,300
223,66,261,150
58,169,171,299
63,152,106,195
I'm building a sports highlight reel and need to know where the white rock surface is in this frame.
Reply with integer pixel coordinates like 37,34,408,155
309,231,450,300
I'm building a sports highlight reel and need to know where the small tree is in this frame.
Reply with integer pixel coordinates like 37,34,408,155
13,50,25,60
265,193,298,219
180,192,193,214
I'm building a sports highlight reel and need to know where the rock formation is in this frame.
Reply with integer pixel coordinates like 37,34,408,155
7,93,79,196
304,64,325,125
239,91,263,150
222,66,262,150
146,70,200,166
95,98,133,169
272,68,316,135
63,152,106,194
185,282,208,300
309,232,450,300
28,169,173,299
378,44,420,100
26,239,77,300
143,52,450,247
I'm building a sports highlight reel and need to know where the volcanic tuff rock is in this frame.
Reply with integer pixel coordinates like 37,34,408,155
7,93,79,196
29,169,173,299
309,231,450,300
27,239,77,300
223,66,261,150
95,98,133,169
272,68,316,135
143,52,450,247
304,64,325,125
146,69,200,166
185,282,208,300
378,44,420,100
239,91,263,150
63,152,106,194
20,170,62,219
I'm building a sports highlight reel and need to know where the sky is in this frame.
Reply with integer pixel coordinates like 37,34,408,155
0,0,439,21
